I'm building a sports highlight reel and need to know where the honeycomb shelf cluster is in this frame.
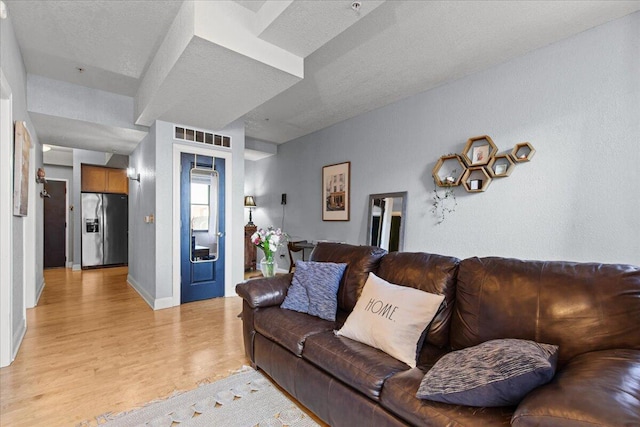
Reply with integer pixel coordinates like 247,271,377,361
432,136,535,193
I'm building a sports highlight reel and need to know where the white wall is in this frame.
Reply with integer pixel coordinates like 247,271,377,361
251,12,640,267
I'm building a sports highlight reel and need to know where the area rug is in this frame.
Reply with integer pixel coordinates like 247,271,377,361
86,368,320,427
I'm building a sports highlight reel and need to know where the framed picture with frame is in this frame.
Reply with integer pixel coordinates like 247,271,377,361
471,145,490,165
322,161,350,221
13,121,31,217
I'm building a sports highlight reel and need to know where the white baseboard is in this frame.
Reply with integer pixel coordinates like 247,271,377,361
11,318,26,362
66,262,73,268
72,264,81,271
154,296,174,310
35,278,45,305
127,275,175,310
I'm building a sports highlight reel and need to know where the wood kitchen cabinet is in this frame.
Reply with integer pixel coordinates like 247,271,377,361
81,165,128,194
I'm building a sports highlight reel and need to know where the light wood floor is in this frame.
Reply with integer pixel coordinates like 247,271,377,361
0,267,251,426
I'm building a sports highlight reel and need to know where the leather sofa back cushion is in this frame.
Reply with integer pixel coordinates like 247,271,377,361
376,252,460,348
451,257,640,366
310,243,387,312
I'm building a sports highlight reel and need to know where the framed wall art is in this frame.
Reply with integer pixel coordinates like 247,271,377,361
471,145,489,165
13,120,31,217
322,161,350,221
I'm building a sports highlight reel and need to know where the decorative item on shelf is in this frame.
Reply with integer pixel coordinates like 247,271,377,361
251,227,287,278
432,154,466,187
244,195,256,226
461,136,498,166
35,167,46,184
462,166,492,193
126,167,140,182
510,142,536,162
487,154,515,178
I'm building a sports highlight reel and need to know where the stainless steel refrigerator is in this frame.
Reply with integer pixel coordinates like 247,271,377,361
81,193,128,268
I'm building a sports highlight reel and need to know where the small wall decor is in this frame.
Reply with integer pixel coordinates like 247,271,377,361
13,121,31,216
431,136,535,222
322,161,350,221
36,167,46,183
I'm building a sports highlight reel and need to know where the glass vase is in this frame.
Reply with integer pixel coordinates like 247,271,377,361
260,257,277,278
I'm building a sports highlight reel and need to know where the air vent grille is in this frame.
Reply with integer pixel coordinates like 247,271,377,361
174,126,231,148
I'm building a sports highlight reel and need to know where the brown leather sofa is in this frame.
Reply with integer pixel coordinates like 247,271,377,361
235,243,640,426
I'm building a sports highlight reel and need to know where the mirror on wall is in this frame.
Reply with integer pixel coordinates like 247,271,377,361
367,192,407,252
190,167,219,263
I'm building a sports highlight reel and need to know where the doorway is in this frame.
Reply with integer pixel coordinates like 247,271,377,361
180,153,225,303
43,180,68,268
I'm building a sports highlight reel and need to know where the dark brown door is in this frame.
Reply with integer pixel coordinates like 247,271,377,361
44,180,66,268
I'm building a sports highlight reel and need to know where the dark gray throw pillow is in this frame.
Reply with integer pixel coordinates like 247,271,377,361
416,339,558,407
281,260,347,321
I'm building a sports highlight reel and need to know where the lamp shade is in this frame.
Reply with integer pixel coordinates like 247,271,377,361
244,196,256,208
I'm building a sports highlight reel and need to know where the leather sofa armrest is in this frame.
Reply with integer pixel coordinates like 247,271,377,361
512,349,640,426
236,274,293,308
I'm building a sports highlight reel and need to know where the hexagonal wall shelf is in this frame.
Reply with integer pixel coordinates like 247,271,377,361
432,154,467,187
461,166,492,192
511,142,536,162
461,135,498,166
487,154,515,178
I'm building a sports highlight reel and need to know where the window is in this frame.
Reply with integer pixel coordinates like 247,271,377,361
191,182,209,231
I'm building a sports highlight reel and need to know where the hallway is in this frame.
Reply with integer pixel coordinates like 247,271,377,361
0,267,248,426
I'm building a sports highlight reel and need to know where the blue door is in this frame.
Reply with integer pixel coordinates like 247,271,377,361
180,153,225,303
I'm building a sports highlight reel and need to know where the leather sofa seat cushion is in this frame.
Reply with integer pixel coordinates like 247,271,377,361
254,307,336,357
451,257,640,365
512,349,640,427
309,242,387,312
303,331,409,401
376,252,460,348
380,368,514,427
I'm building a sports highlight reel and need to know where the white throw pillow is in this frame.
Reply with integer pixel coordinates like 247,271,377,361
336,272,445,368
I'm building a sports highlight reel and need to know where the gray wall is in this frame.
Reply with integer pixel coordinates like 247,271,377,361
251,12,640,268
128,124,157,300
1,9,42,352
43,164,74,265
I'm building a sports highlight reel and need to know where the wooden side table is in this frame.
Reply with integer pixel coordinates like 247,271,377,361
244,225,257,271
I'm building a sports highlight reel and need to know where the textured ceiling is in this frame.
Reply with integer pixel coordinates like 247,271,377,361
5,0,640,154
7,0,183,96
30,112,147,154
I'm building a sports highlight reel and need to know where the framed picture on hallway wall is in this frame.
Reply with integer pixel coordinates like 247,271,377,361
13,121,31,217
322,161,350,221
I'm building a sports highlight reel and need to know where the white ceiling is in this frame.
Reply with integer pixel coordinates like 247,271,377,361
5,0,640,154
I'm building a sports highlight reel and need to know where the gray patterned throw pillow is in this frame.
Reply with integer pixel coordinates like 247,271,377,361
416,339,558,407
281,260,347,321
